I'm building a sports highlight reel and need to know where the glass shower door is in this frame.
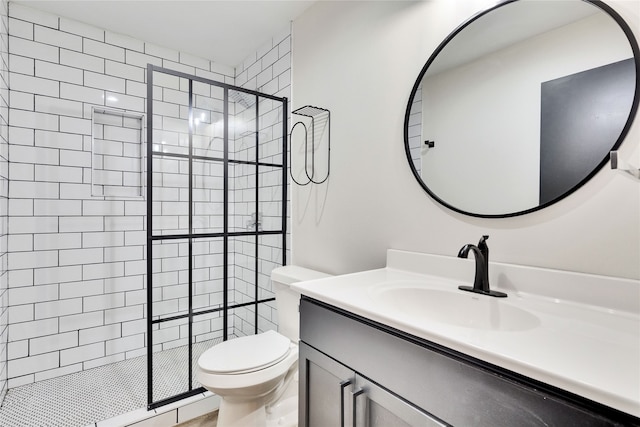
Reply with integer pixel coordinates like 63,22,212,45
146,65,287,409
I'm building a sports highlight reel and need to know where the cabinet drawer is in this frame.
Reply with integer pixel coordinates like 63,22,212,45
300,297,637,426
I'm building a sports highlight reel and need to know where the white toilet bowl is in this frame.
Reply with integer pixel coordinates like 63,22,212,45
197,330,299,427
196,266,331,427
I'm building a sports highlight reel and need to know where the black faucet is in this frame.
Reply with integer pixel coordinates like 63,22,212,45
457,235,507,298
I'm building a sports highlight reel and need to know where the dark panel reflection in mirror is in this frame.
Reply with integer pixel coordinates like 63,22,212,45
404,0,639,218
540,58,635,204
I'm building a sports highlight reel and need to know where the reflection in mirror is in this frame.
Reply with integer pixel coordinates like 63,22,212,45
405,0,639,217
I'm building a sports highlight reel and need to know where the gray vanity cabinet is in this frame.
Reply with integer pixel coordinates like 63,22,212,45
299,297,640,427
299,341,352,426
300,342,444,427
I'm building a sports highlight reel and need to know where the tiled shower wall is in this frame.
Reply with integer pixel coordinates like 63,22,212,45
6,2,230,388
233,33,291,337
407,82,422,176
6,2,291,388
148,72,287,358
0,0,9,403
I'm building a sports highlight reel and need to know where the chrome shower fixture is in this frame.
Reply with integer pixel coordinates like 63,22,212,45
229,90,256,108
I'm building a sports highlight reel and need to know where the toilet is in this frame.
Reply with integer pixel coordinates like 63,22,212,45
196,265,331,427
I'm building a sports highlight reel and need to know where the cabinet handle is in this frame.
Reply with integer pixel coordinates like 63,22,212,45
339,380,352,427
352,388,365,427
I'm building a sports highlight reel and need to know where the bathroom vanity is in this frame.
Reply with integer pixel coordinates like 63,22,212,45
293,250,640,426
292,0,640,423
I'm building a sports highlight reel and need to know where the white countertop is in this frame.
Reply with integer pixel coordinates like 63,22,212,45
291,250,640,418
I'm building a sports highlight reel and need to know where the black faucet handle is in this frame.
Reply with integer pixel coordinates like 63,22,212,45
478,235,489,258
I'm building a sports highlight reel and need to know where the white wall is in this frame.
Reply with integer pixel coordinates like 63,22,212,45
291,0,640,280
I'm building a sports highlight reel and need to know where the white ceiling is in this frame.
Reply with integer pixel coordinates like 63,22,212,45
12,0,316,67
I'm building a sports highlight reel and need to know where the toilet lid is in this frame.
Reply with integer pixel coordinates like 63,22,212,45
198,330,291,374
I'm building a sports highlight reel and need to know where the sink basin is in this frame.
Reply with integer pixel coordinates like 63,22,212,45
369,281,540,331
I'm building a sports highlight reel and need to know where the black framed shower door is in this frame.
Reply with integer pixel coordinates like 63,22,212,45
146,65,288,409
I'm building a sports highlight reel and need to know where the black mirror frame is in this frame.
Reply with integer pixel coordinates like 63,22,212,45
403,0,640,218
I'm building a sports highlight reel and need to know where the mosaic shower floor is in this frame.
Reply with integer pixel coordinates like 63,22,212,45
0,339,221,427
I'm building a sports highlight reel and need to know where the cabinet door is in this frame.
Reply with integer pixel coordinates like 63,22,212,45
353,375,446,427
299,342,355,427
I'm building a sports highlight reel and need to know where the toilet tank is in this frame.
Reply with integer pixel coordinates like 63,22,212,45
270,265,331,342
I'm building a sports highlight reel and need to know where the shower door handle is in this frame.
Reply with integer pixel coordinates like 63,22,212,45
339,379,352,427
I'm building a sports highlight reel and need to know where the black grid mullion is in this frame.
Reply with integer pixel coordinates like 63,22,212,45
282,98,288,266
146,64,154,409
223,87,229,341
150,297,276,326
148,64,284,102
254,94,260,334
150,230,284,241
150,150,282,168
187,78,194,392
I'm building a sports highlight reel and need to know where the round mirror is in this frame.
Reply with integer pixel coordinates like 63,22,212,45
404,0,640,218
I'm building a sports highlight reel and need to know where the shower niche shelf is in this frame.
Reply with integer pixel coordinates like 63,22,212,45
91,107,145,198
290,105,330,185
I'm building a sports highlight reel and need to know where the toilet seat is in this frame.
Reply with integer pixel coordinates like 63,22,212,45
199,330,291,375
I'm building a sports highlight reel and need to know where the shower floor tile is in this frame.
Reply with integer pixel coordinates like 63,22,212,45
0,339,220,427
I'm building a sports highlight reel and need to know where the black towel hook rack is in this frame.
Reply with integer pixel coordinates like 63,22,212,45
289,105,330,185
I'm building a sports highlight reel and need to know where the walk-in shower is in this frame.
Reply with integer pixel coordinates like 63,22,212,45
146,65,288,408
0,1,292,423
0,64,289,426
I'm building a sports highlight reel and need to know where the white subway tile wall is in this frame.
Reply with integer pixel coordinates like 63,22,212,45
231,29,291,337
6,2,291,391
408,82,422,175
0,0,8,403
